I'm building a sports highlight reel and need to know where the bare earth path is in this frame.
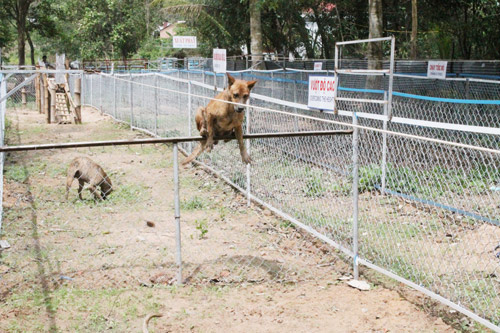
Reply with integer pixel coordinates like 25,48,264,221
0,107,454,332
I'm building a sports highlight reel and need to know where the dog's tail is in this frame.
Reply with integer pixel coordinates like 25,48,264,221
181,142,206,165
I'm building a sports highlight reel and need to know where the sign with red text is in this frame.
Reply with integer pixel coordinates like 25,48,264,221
213,48,227,73
314,62,323,71
427,61,448,79
308,76,336,110
173,36,197,49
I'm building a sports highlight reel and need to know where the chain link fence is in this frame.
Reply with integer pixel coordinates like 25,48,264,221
0,72,38,235
79,70,500,330
1,69,499,330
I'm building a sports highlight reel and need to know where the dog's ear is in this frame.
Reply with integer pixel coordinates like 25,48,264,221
247,80,257,90
227,73,236,87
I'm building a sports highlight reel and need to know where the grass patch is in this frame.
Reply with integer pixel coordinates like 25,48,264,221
181,196,208,210
4,163,28,182
4,159,67,183
104,183,150,205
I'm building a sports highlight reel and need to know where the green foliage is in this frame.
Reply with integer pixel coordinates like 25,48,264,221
2,0,500,64
181,195,207,210
195,218,208,239
358,164,382,193
303,170,326,197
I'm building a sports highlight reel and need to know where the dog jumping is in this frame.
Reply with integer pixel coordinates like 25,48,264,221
182,73,257,165
66,157,113,201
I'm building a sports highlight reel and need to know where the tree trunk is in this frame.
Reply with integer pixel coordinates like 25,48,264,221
367,0,383,89
145,0,150,36
410,0,417,59
368,0,383,69
249,0,264,69
26,30,35,66
17,22,26,66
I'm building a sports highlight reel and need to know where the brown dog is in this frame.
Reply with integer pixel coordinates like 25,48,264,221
182,73,257,165
66,157,113,201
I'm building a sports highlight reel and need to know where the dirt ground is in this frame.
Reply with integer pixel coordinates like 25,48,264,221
0,107,458,332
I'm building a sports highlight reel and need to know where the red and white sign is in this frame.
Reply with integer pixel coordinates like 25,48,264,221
213,48,227,73
308,76,336,110
314,62,323,71
173,36,197,49
427,61,448,79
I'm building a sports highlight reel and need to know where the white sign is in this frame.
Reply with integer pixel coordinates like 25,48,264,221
213,48,227,73
427,61,448,79
172,36,197,49
307,76,336,111
314,62,323,71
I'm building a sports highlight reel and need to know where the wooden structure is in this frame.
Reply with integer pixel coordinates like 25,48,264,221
35,58,82,124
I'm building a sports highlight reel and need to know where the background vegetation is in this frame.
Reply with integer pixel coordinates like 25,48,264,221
0,0,499,65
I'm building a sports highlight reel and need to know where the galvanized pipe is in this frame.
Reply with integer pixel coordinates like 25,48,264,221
129,73,133,128
154,74,159,136
0,130,353,152
173,143,182,285
381,91,389,194
352,113,360,280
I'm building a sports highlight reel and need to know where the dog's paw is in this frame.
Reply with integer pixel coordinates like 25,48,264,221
206,143,214,153
242,153,252,165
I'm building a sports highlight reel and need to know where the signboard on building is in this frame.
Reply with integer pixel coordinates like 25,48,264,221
172,36,197,49
314,62,323,71
427,61,448,79
213,48,227,73
308,75,336,111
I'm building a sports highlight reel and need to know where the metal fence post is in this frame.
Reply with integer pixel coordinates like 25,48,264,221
293,79,297,103
173,143,183,285
81,73,85,106
352,113,360,280
282,68,286,100
129,74,133,128
99,74,103,113
154,74,158,136
246,101,251,206
113,74,116,119
381,91,388,194
271,71,274,98
90,75,93,107
387,36,395,120
188,80,192,153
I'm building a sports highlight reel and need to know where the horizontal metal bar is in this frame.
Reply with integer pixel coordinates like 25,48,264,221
336,69,390,74
0,70,84,74
336,37,393,46
0,130,353,152
336,97,388,104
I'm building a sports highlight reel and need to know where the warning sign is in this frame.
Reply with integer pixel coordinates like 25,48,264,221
427,61,448,79
213,49,227,73
307,76,336,111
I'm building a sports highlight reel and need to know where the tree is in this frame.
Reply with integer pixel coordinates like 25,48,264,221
0,0,35,65
410,0,417,59
368,0,383,69
249,0,263,67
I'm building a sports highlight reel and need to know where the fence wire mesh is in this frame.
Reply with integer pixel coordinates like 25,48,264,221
1,68,499,330
78,70,500,329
